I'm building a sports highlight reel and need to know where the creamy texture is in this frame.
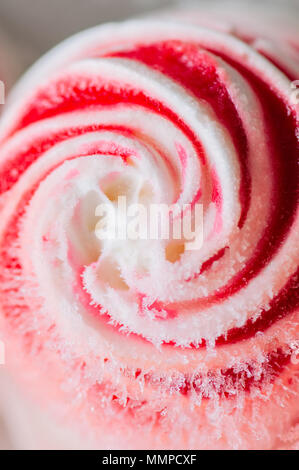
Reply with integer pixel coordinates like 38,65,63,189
0,6,298,450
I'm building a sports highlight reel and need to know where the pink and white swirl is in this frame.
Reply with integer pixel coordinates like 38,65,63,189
0,13,298,449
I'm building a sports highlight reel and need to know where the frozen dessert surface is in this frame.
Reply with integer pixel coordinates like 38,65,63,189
0,1,298,450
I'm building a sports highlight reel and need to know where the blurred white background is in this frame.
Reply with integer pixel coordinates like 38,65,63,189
0,0,298,72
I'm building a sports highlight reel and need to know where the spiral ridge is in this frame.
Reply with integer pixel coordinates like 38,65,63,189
0,15,298,449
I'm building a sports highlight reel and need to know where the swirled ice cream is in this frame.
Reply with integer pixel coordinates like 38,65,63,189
0,0,298,450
